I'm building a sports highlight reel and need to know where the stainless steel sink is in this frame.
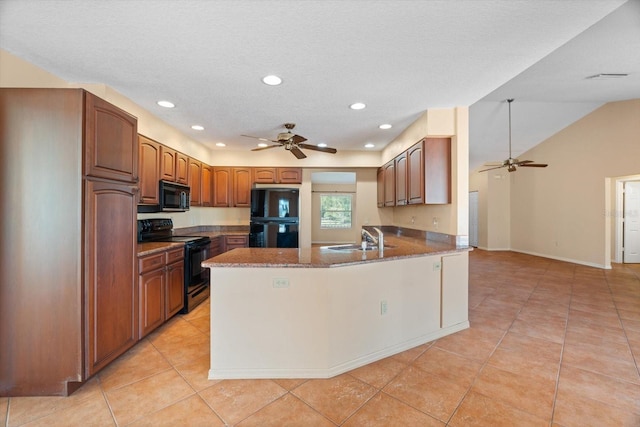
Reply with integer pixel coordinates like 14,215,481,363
326,244,394,251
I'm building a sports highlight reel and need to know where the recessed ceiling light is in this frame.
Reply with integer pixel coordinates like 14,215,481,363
379,124,392,130
364,143,375,148
317,143,328,148
215,142,226,147
350,102,366,110
258,142,269,148
262,75,282,86
157,100,175,108
191,125,204,131
586,73,628,80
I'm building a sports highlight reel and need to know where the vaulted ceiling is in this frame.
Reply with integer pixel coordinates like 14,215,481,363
1,0,638,169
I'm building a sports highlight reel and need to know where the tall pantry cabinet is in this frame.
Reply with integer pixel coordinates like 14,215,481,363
0,88,139,396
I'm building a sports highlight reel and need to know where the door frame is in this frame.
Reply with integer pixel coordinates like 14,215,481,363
614,175,640,263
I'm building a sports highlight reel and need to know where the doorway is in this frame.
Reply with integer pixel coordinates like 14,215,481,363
623,181,640,263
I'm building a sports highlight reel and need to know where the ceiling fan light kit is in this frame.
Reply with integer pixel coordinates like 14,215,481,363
242,123,338,159
480,99,548,173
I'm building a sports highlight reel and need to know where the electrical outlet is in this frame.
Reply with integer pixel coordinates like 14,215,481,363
272,278,289,288
433,262,441,271
380,300,388,315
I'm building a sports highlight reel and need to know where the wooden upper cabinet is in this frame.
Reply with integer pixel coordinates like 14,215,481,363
188,159,202,206
253,167,277,184
424,138,451,204
252,167,302,184
160,146,177,182
376,167,384,208
84,92,138,183
138,135,161,205
213,167,231,207
233,167,252,207
277,168,302,184
395,152,408,206
407,140,425,205
201,164,213,207
383,160,395,207
176,152,189,185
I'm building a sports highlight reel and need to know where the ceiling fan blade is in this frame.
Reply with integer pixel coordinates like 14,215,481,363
479,165,506,172
251,144,282,151
519,163,548,167
290,134,307,144
516,160,534,164
242,134,279,143
290,146,307,159
298,143,337,154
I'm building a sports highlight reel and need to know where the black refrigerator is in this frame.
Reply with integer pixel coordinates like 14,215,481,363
249,188,299,248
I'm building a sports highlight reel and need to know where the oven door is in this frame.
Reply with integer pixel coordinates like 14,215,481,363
182,240,210,313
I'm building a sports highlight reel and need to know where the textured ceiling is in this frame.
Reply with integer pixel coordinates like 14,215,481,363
1,0,637,168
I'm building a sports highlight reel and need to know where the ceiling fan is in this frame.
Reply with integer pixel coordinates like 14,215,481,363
480,99,548,173
242,123,337,159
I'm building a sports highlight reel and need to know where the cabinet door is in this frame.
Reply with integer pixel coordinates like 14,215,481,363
253,167,277,184
383,160,395,207
139,268,165,338
138,135,161,204
407,141,425,205
424,138,451,204
233,167,252,207
165,259,185,319
84,179,138,377
160,146,177,182
277,168,302,184
208,236,223,257
188,159,202,206
84,93,138,183
201,164,213,207
176,152,189,185
213,167,231,207
376,167,384,208
395,152,408,206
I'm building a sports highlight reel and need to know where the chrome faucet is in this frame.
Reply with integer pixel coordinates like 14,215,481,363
361,227,384,251
373,227,384,249
361,228,378,245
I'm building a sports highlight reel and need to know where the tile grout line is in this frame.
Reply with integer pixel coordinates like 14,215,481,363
548,265,575,427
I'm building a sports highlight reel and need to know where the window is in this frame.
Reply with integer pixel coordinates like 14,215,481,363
320,194,352,229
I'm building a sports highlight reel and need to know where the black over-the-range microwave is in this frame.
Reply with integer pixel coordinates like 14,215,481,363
159,180,190,211
137,180,190,213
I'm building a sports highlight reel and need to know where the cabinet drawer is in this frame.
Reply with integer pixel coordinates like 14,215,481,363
166,248,184,264
139,253,165,274
225,235,248,246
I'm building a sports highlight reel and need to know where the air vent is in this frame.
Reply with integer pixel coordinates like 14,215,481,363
586,73,628,80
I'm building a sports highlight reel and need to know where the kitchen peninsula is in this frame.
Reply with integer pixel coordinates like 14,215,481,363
203,227,470,380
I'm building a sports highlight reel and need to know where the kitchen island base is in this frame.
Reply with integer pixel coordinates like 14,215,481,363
207,252,468,379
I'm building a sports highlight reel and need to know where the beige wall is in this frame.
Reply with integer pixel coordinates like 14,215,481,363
472,99,640,268
1,48,469,242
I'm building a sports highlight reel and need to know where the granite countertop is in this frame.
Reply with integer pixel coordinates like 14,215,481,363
137,241,184,257
202,234,469,269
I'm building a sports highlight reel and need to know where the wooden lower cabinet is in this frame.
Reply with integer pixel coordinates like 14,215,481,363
138,248,184,338
224,235,249,252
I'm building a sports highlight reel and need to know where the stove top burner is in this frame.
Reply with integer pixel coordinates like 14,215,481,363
137,218,209,246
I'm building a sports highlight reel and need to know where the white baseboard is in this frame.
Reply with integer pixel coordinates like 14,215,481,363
510,249,611,270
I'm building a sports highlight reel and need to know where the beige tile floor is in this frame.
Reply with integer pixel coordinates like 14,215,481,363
2,250,640,426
